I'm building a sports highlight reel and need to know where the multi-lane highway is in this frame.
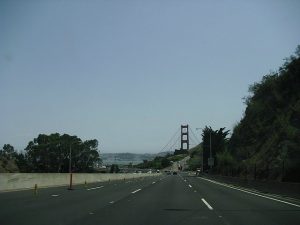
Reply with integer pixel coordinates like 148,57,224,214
1,173,299,225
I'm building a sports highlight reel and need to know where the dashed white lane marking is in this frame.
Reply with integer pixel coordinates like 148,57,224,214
51,194,59,197
188,184,192,188
131,188,142,194
202,198,213,210
199,177,300,208
184,180,187,182
87,186,104,191
152,182,156,184
109,201,114,204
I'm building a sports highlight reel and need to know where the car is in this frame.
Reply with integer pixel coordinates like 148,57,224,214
172,171,177,175
196,168,202,176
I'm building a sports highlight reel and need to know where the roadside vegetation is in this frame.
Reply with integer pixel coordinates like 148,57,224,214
228,46,300,182
167,154,188,162
0,144,19,172
136,155,171,170
136,152,189,170
189,46,300,182
0,133,101,173
187,145,202,171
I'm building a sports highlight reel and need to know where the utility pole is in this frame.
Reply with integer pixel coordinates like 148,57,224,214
209,131,212,169
68,144,73,190
196,127,214,172
196,128,204,173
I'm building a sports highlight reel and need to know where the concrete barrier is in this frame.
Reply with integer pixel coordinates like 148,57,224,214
0,173,161,192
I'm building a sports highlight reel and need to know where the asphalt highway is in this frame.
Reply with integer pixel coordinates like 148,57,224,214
0,173,299,225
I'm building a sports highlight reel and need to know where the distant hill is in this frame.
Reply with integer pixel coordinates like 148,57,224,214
101,152,172,165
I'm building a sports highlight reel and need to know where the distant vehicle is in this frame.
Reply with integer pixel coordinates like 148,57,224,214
156,170,160,173
196,168,201,176
173,171,177,175
165,170,171,175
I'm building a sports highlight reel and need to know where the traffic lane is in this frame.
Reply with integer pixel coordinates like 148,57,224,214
0,175,162,225
0,176,162,225
77,174,225,225
190,176,300,225
0,175,160,203
185,175,300,225
0,177,141,213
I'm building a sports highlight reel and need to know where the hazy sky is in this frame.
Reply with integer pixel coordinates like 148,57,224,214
1,0,299,153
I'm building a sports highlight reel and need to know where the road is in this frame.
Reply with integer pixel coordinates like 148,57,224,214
167,155,190,171
1,173,299,225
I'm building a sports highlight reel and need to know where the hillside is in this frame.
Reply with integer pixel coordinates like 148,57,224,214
187,145,203,171
229,46,300,181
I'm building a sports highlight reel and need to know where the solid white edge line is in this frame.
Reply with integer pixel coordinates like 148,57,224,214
201,198,213,210
199,177,300,208
131,188,142,194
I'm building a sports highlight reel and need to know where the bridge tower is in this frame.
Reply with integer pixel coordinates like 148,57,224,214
180,124,189,151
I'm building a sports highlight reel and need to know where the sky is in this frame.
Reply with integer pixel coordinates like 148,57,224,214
0,0,299,153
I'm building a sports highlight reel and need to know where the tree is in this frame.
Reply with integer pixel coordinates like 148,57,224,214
201,126,230,171
161,157,171,168
110,164,120,173
0,144,19,172
1,144,15,160
15,153,29,172
25,133,101,172
216,150,235,175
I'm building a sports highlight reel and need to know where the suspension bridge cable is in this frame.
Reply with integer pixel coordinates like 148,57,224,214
168,135,181,152
189,126,201,144
188,131,197,143
189,137,197,146
159,127,181,153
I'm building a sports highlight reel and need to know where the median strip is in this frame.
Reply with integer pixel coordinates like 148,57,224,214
201,198,213,210
199,177,300,208
131,188,142,194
